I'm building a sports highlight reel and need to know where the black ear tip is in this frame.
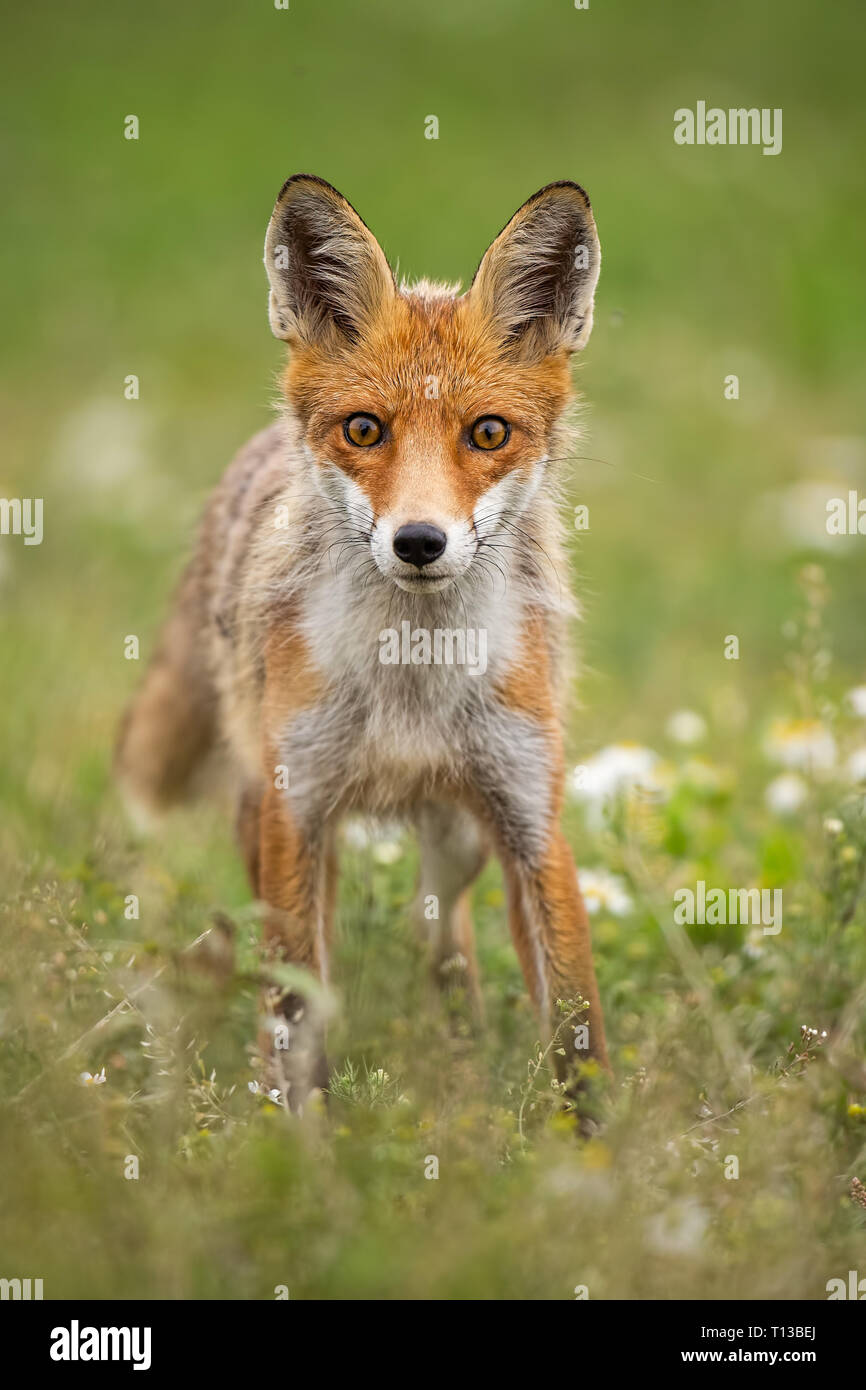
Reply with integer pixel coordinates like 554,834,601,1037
274,173,344,207
530,179,593,213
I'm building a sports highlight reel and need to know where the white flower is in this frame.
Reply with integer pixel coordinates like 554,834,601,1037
570,744,665,825
845,686,866,718
343,817,404,863
79,1068,106,1086
823,817,844,836
666,710,707,745
372,840,403,866
580,868,633,917
645,1198,709,1256
846,747,866,783
756,481,852,554
248,1080,281,1102
764,773,808,815
763,718,836,773
742,926,766,960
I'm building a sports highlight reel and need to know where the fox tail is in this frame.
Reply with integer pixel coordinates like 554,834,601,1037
114,562,217,827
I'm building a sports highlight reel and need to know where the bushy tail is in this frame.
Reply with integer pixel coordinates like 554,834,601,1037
115,562,217,825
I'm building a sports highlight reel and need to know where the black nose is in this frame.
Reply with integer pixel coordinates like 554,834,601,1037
392,522,447,569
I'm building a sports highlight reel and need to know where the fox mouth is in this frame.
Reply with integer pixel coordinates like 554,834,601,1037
392,571,456,594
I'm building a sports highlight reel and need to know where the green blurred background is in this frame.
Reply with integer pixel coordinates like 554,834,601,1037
2,0,865,863
1,0,865,1300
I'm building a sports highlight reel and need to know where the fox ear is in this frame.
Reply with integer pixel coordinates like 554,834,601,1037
264,175,396,346
468,181,601,357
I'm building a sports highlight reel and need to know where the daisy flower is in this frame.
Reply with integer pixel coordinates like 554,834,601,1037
764,773,808,815
570,743,665,825
846,747,866,783
580,868,634,917
763,718,836,773
845,686,866,718
666,710,707,746
79,1067,107,1086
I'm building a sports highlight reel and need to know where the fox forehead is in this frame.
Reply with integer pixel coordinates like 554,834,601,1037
284,284,572,436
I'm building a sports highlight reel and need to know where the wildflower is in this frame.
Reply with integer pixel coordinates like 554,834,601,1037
79,1068,106,1086
763,718,836,773
850,1177,866,1209
249,1080,281,1102
666,710,707,745
742,926,766,960
645,1198,709,1256
570,743,666,824
845,686,866,718
372,839,403,865
757,481,846,554
846,747,866,783
580,868,633,917
343,817,404,859
764,773,808,815
823,817,844,836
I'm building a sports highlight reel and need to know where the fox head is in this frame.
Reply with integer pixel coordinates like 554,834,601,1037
264,174,600,594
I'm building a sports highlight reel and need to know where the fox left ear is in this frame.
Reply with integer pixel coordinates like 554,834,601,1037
468,181,601,357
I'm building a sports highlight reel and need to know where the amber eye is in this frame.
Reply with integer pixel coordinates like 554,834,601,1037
470,416,509,451
344,413,383,447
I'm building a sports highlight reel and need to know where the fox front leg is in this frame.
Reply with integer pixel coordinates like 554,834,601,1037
499,825,610,1077
466,684,610,1115
257,783,332,1112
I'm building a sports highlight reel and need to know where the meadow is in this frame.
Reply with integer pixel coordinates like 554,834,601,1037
1,0,865,1299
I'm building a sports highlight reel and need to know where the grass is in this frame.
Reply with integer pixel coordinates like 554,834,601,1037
1,0,865,1300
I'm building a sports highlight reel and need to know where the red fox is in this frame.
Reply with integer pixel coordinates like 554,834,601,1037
116,175,609,1109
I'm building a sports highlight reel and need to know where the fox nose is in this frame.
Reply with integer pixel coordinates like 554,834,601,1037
392,522,447,569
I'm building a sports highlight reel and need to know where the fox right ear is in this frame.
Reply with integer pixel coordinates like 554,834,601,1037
264,175,395,347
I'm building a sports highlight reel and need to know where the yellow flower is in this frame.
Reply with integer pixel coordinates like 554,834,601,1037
582,1140,613,1171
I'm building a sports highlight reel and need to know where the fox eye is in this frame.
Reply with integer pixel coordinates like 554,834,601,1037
470,416,509,451
344,413,383,447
